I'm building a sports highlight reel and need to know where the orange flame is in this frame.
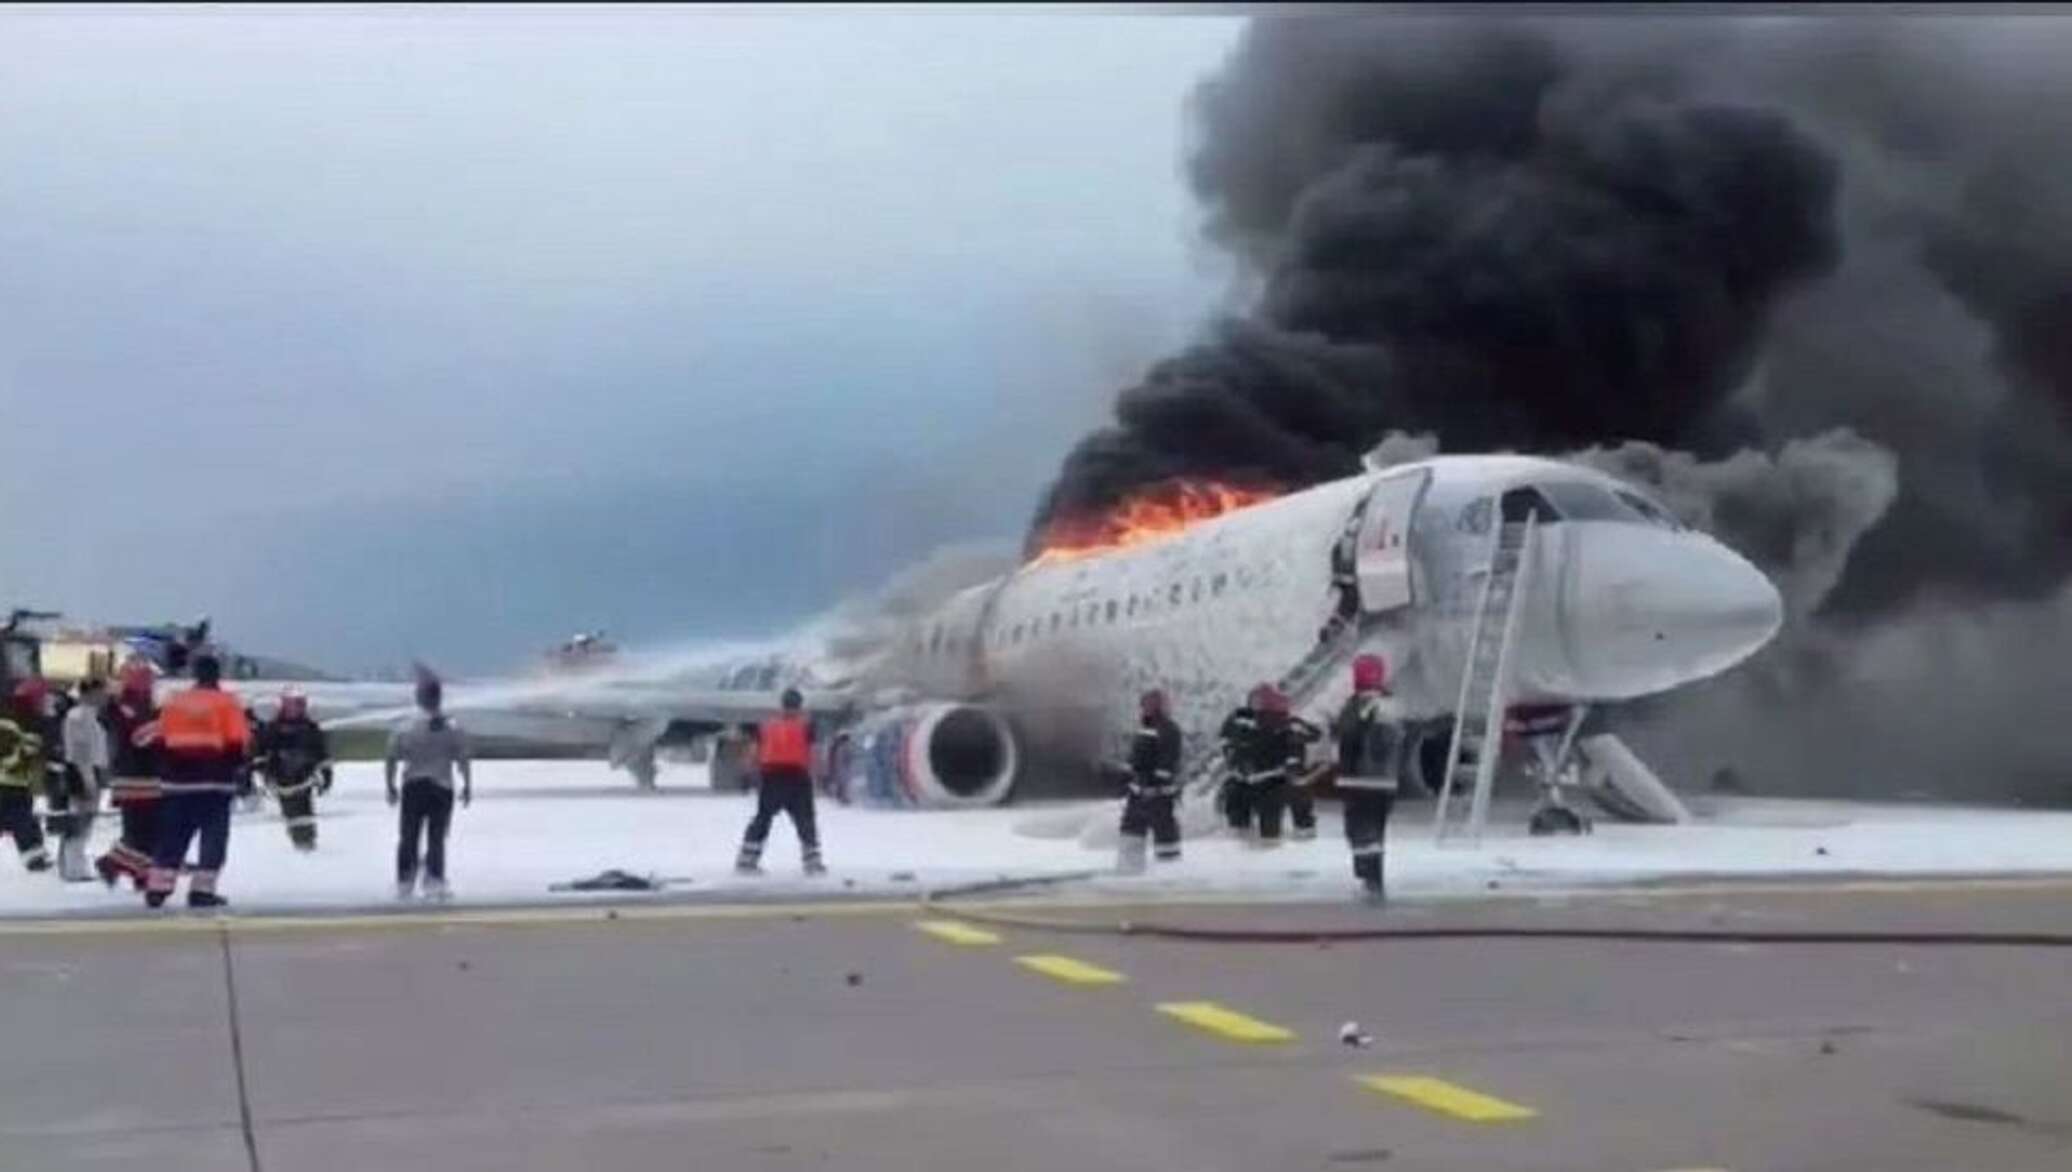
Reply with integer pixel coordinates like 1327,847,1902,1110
1029,479,1280,568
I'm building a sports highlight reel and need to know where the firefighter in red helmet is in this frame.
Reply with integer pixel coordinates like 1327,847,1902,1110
1251,684,1322,846
1115,687,1183,873
1333,653,1405,901
258,688,333,851
95,659,163,889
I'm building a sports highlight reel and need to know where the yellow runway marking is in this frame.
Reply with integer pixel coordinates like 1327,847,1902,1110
1156,1001,1295,1043
1014,954,1126,985
911,919,1002,946
1357,1075,1538,1122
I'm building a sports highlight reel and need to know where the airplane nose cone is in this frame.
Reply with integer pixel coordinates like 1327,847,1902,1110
1564,526,1785,700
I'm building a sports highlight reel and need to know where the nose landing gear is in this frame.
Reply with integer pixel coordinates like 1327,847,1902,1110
1522,705,1593,837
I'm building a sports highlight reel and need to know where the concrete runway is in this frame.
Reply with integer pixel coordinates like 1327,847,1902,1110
7,880,2072,1171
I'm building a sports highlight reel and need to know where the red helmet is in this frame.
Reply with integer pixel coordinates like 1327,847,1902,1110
1352,654,1388,692
11,676,50,712
279,689,308,720
1257,684,1289,714
1139,688,1167,716
117,658,156,699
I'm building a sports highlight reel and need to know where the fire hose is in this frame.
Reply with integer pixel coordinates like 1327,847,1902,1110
918,872,2072,948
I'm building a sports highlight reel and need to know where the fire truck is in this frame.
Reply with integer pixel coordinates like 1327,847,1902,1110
1,610,267,691
0,609,61,696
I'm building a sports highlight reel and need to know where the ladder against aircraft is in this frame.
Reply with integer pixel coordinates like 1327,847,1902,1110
1432,514,1538,846
1102,506,1697,848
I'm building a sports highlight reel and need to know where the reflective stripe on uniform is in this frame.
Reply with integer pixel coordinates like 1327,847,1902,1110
1351,845,1384,857
1337,776,1399,790
283,816,318,829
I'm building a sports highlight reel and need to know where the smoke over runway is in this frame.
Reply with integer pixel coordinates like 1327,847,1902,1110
1032,15,2072,801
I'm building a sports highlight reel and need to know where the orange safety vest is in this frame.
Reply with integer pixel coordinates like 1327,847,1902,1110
158,688,251,757
757,714,811,771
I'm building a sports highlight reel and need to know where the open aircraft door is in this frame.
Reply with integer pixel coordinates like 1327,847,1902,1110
1354,467,1431,614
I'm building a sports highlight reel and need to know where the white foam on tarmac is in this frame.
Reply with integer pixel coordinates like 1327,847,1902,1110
4,761,2072,916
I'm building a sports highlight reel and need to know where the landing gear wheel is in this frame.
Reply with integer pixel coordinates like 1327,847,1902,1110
1528,805,1589,837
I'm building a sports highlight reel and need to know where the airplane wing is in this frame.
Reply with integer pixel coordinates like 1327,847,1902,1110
318,680,854,733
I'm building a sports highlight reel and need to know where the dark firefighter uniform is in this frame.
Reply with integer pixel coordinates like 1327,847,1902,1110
1216,696,1264,836
258,700,332,851
1327,523,1361,634
1241,689,1321,846
1333,655,1404,899
235,707,264,812
37,688,77,869
1,682,54,872
1116,691,1183,872
736,691,825,876
96,667,163,890
146,660,250,908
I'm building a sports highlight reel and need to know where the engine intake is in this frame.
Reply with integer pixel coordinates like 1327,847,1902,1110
831,703,1019,808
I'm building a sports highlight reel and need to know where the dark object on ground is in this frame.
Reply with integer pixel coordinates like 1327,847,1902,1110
1529,806,1589,836
551,869,659,892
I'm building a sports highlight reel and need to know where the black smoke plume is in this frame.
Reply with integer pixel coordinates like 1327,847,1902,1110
1031,15,2072,800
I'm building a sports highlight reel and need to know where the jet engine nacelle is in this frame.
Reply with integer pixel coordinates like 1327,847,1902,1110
829,703,1019,809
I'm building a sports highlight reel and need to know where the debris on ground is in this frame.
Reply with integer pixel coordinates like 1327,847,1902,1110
550,868,662,892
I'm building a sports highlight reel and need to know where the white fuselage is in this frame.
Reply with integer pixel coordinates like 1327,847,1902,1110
872,455,1783,768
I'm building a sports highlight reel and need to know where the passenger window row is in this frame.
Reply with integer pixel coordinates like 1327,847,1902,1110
917,567,1261,656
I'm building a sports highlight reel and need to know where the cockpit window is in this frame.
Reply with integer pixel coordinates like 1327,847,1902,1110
1500,486,1561,524
1538,481,1637,523
1615,489,1686,531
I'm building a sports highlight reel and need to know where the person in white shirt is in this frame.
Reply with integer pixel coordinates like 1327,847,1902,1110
59,677,111,882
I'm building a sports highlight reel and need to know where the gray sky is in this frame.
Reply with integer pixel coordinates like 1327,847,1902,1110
0,5,1240,674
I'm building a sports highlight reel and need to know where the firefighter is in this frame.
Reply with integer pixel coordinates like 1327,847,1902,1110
1333,654,1405,902
58,677,110,882
146,653,250,909
1216,686,1267,838
0,678,54,872
1247,685,1321,848
38,682,74,866
259,689,332,852
1324,514,1362,642
735,688,825,877
385,677,472,901
1285,706,1326,844
95,660,162,890
1116,688,1183,873
235,706,265,814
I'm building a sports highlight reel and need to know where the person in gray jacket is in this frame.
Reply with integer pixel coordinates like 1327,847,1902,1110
384,676,471,902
